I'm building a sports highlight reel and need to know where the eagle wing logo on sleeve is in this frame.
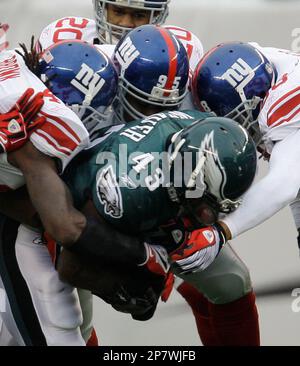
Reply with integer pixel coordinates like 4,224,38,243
96,165,123,218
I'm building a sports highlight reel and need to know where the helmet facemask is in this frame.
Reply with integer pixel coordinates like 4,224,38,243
178,192,238,228
180,147,242,214
93,0,170,45
167,128,243,227
113,73,188,123
224,96,263,146
192,43,276,150
70,103,114,131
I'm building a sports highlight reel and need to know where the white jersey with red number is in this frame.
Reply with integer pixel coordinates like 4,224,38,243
256,52,300,154
164,25,204,111
164,25,204,78
37,16,116,59
37,17,98,52
0,50,89,190
164,25,204,110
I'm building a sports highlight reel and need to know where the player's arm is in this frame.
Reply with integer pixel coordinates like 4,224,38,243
8,145,149,265
220,128,300,240
8,141,86,245
171,129,300,273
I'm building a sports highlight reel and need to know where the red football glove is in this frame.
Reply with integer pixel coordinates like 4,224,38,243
170,224,226,274
160,272,175,302
138,243,175,304
0,88,46,153
138,243,170,277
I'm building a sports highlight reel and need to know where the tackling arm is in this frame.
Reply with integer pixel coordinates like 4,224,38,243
8,141,86,245
220,129,300,239
8,145,147,263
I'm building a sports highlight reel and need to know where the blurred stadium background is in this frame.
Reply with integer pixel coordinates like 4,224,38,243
1,0,300,345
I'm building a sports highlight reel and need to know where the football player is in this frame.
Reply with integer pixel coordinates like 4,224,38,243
43,26,258,347
15,27,260,346
0,45,92,243
36,1,202,95
0,40,121,346
36,0,170,51
27,26,259,347
7,25,258,346
184,42,300,276
0,2,171,345
112,25,189,122
108,28,261,346
2,26,188,346
55,110,257,337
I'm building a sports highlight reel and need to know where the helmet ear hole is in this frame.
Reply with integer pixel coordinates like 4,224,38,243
219,126,228,133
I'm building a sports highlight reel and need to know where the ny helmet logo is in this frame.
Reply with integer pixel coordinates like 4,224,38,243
71,63,105,101
222,58,254,97
115,37,140,72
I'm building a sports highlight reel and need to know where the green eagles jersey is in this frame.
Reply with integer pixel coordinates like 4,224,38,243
64,110,212,239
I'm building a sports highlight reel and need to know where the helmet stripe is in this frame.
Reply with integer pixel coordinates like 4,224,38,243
158,27,178,92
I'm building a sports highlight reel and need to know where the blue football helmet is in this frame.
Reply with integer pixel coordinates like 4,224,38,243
192,42,276,145
38,40,118,132
93,0,170,44
113,24,189,122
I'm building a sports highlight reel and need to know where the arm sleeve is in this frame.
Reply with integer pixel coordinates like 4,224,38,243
0,51,89,173
222,129,300,238
29,101,89,173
